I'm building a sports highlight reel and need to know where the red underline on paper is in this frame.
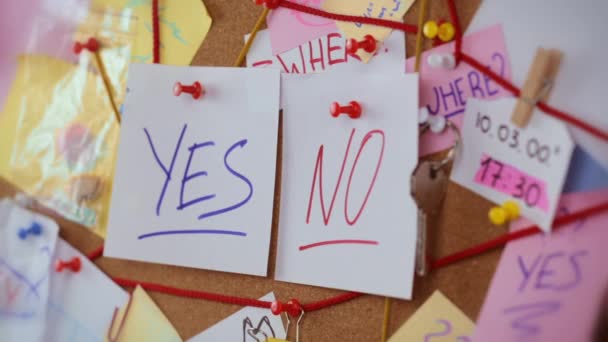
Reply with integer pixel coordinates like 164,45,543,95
298,239,379,251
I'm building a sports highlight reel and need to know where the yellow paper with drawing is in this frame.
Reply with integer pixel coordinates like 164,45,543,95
322,0,414,62
0,54,123,237
105,286,182,342
97,0,212,65
388,291,475,342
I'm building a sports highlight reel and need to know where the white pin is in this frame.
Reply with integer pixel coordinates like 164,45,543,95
427,53,455,70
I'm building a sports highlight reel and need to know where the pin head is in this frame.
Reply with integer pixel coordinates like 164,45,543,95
330,101,362,119
489,200,520,226
173,81,204,99
18,222,43,240
423,20,439,39
427,53,455,69
437,22,456,42
55,257,82,273
346,35,377,55
253,0,280,9
73,37,99,54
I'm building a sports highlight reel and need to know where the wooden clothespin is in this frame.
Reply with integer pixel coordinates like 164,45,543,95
511,48,563,127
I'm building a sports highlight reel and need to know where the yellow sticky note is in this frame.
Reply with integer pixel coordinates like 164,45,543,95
322,0,414,63
106,285,182,342
97,0,212,65
388,291,475,342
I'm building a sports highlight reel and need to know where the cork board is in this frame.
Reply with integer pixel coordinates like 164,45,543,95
0,0,516,340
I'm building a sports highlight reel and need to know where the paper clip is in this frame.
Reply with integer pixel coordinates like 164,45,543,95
106,293,134,342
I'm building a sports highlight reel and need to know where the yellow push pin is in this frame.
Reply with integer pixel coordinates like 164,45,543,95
437,22,456,42
267,339,290,342
488,200,520,226
423,20,439,39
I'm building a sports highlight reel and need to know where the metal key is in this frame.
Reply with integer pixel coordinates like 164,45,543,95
411,160,450,276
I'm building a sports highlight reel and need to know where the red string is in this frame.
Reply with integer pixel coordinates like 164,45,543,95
280,0,417,34
460,53,608,141
432,201,608,269
272,1,608,143
445,0,462,63
87,245,104,260
152,0,160,64
87,201,608,313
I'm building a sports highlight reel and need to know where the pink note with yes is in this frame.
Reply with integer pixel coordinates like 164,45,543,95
473,189,608,342
266,0,337,55
406,25,512,156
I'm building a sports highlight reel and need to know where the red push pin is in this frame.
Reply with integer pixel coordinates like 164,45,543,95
253,0,280,9
346,35,377,55
285,298,303,317
330,101,362,119
55,257,82,273
270,300,283,315
73,38,100,54
173,81,204,100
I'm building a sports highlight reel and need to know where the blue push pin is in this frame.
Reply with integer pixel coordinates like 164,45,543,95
18,222,42,240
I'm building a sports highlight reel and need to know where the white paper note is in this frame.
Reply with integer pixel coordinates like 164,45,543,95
245,29,405,74
275,71,419,299
467,0,608,170
106,64,280,276
0,199,58,341
451,98,574,232
45,238,129,341
187,292,285,342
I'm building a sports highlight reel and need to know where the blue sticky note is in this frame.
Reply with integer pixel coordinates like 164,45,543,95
563,146,608,193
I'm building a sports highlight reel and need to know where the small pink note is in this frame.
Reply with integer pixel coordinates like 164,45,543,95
474,154,549,212
474,189,608,342
405,24,511,156
266,0,338,55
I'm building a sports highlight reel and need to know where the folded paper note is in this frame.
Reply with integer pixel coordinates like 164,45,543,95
105,285,181,342
106,64,280,277
246,29,405,75
474,189,608,342
276,71,419,298
388,291,474,342
406,24,511,157
188,292,285,342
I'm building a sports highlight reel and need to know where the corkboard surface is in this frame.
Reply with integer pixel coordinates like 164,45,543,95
0,0,514,340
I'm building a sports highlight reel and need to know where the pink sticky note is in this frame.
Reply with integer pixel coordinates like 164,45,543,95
474,154,549,212
266,0,338,56
406,24,511,156
474,189,608,342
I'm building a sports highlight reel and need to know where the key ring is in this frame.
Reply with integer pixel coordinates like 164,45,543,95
419,117,461,173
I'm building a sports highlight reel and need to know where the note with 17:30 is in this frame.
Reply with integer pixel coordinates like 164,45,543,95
451,97,574,232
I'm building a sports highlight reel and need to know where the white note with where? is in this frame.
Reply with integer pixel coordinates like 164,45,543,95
276,71,419,299
245,29,406,75
106,64,280,277
451,98,574,232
